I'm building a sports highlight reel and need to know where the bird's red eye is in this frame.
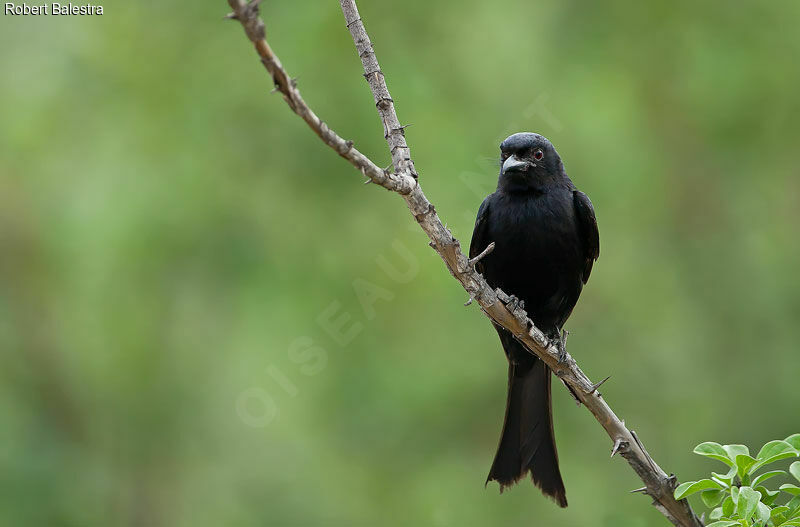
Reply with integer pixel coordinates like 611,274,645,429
534,149,544,161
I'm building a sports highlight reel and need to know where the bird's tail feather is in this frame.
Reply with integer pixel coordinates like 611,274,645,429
487,353,567,507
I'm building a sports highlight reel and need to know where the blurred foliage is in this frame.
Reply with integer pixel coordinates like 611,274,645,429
1,1,799,526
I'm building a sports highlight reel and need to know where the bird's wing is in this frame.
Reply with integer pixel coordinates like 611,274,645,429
572,190,600,284
469,196,492,274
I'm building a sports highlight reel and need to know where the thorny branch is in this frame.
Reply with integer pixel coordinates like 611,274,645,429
225,1,703,525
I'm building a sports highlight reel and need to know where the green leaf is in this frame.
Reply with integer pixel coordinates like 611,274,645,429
752,470,787,488
785,434,800,451
771,506,790,525
674,479,723,499
737,454,758,481
780,522,800,527
756,486,781,506
705,522,741,527
781,484,800,496
726,444,751,460
710,507,724,521
752,441,798,471
714,467,738,487
737,486,761,522
750,448,797,472
786,495,800,516
723,496,736,516
756,501,771,524
754,453,799,472
758,440,794,461
791,462,800,483
703,489,728,508
697,442,738,466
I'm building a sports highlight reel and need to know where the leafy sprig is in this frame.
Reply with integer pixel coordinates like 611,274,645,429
675,435,800,527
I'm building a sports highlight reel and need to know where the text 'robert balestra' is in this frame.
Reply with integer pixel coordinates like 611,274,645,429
4,3,104,15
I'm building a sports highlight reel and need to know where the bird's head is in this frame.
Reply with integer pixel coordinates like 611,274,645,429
498,132,563,192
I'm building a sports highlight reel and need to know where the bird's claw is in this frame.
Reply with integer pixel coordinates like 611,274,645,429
556,341,568,364
554,329,569,364
506,294,525,312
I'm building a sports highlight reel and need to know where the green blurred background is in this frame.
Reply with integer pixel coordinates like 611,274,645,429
1,1,799,525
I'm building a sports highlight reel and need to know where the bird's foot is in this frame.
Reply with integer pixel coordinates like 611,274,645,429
554,329,569,364
506,294,525,313
556,340,567,364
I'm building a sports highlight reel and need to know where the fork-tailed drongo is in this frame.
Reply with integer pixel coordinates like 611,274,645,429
469,132,599,507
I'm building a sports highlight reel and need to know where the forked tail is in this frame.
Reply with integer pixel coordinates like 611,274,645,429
487,351,567,507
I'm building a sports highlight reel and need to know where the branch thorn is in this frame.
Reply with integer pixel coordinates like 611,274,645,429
611,438,627,457
345,16,362,28
588,375,611,395
666,474,678,489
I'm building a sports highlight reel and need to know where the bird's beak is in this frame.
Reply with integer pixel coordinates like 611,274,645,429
502,155,528,175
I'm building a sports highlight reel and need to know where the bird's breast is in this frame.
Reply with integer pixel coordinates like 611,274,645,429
488,191,580,257
481,190,584,317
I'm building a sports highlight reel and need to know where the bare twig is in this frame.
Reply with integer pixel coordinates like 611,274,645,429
225,0,415,195
340,0,417,179
225,2,702,526
468,241,495,268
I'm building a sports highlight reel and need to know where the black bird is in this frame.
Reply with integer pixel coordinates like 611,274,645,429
469,132,599,507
